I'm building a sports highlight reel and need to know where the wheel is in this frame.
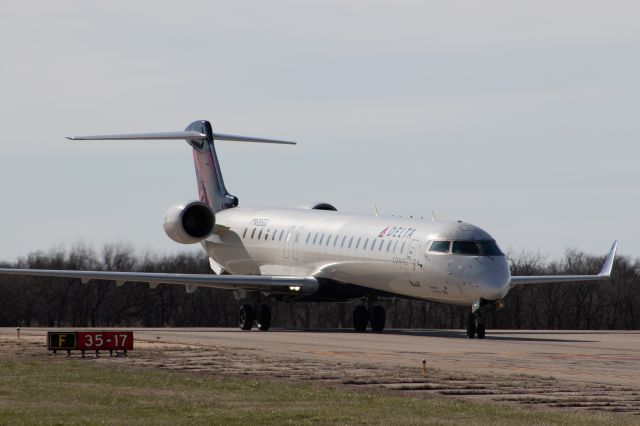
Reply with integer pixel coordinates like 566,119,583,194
353,305,369,331
256,304,271,331
466,317,476,338
238,304,255,330
370,305,386,331
476,320,486,339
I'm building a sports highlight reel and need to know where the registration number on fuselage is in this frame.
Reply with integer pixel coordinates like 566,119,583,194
251,218,270,227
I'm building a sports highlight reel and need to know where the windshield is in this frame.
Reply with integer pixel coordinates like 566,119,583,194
452,241,481,255
477,240,503,256
450,240,503,256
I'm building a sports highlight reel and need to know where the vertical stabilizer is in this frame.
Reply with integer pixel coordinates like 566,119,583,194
185,120,238,212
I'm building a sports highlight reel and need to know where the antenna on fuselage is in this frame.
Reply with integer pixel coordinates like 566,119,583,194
374,206,380,217
432,210,437,222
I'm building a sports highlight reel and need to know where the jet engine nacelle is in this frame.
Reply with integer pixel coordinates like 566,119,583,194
163,201,215,244
298,202,338,211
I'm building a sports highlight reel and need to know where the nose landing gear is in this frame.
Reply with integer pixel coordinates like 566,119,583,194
467,298,500,339
466,314,486,339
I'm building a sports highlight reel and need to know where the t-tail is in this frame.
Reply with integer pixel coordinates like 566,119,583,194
67,120,296,212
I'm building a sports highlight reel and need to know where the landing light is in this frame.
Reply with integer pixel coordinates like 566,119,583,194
288,286,301,292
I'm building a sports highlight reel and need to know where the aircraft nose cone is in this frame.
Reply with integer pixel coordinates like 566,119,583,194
473,258,511,301
478,270,510,300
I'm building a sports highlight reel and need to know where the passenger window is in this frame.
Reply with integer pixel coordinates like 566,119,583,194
279,230,285,241
334,235,339,247
429,241,451,253
242,228,247,238
313,233,318,244
356,237,361,249
393,241,398,253
363,238,369,250
452,241,481,255
326,235,332,246
348,236,353,248
341,236,347,247
386,240,392,252
272,230,277,240
400,241,406,253
265,229,271,240
257,229,263,240
379,240,384,251
251,228,256,239
319,234,325,245
371,240,376,250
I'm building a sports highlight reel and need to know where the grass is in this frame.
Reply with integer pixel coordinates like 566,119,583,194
0,359,635,425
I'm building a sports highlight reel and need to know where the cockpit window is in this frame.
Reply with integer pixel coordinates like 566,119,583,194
451,240,504,256
478,240,503,256
452,241,481,255
429,241,450,253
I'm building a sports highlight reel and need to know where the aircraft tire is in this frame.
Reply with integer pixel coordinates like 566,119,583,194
257,304,272,331
476,321,486,339
370,305,386,331
239,304,255,331
466,317,476,338
353,305,369,331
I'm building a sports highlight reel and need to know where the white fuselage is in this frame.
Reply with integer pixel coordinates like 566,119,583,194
202,207,511,306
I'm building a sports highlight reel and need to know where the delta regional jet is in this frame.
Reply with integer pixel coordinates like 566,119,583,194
0,120,618,338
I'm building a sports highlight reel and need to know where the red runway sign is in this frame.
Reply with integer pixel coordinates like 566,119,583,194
47,331,133,354
76,331,133,351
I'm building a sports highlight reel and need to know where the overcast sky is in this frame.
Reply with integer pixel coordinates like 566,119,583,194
1,1,638,261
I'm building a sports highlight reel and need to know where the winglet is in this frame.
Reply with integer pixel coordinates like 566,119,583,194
598,240,618,277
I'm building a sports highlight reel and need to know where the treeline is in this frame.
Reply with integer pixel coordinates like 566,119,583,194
0,244,638,329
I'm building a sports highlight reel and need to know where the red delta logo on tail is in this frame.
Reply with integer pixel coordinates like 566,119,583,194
378,226,389,238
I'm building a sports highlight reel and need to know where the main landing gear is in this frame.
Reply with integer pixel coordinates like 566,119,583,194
238,304,271,331
353,305,386,332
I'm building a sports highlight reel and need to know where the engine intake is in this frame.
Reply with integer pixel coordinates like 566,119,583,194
163,201,215,244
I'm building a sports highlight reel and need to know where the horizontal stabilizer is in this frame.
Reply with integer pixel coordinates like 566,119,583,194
67,131,206,141
67,131,296,145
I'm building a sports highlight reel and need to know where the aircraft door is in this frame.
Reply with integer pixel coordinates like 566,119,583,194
283,226,295,259
283,226,301,261
292,227,302,261
405,239,426,287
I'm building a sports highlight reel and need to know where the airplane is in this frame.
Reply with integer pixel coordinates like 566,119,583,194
0,120,618,338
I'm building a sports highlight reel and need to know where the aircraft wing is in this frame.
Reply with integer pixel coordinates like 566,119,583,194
510,241,618,286
0,268,319,295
